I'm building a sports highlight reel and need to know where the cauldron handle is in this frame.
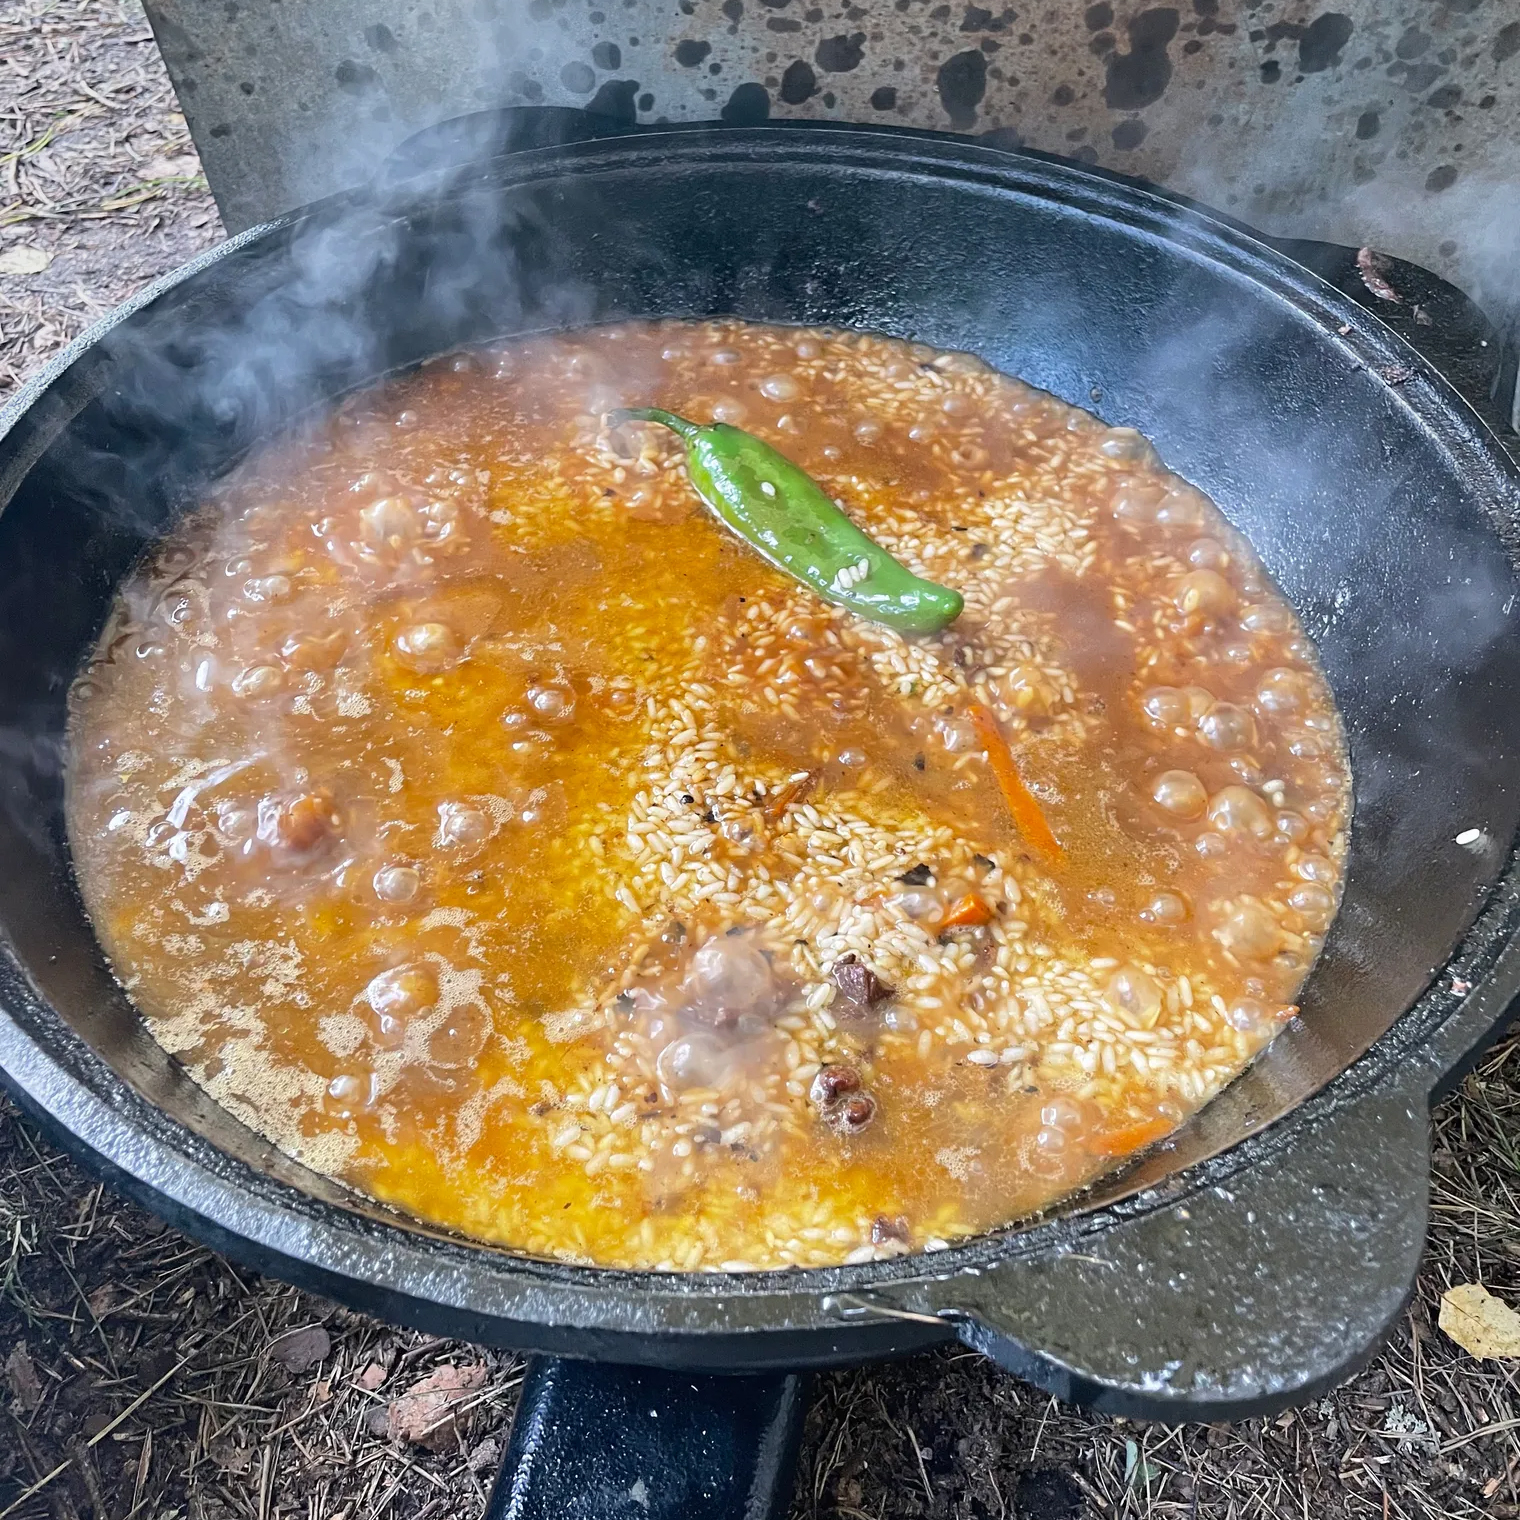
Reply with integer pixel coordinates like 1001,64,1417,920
483,1358,809,1520
926,1079,1436,1420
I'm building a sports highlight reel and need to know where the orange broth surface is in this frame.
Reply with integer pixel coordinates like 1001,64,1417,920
66,320,1350,1270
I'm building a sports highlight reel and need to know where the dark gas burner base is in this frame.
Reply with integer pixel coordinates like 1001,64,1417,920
487,1358,807,1520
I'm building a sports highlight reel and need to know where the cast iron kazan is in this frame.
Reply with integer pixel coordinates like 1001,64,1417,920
0,114,1517,1519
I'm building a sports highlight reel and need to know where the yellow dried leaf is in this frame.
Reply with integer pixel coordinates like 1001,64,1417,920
1439,1283,1520,1359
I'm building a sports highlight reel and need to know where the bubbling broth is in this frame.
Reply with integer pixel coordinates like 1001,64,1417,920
67,320,1349,1270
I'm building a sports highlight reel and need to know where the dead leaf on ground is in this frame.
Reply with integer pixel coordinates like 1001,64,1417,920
5,1343,42,1410
87,1283,120,1319
267,1323,331,1373
386,1362,489,1451
357,1361,387,1391
139,153,201,181
0,247,54,277
208,1437,253,1475
467,1436,501,1473
1440,1282,1520,1359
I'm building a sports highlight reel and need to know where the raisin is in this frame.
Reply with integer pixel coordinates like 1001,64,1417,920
828,1092,877,1135
810,1064,861,1106
258,789,340,860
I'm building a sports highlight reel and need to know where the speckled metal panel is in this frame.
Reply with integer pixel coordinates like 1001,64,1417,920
144,0,1517,313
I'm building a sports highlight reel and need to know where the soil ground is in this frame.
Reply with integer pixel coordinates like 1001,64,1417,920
1,4,1517,1516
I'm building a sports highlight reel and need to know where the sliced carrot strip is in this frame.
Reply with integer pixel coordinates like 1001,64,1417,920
762,769,818,822
941,893,994,929
1088,1117,1173,1158
967,702,1063,861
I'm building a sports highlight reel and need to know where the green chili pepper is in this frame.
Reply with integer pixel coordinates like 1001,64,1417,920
607,408,964,636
